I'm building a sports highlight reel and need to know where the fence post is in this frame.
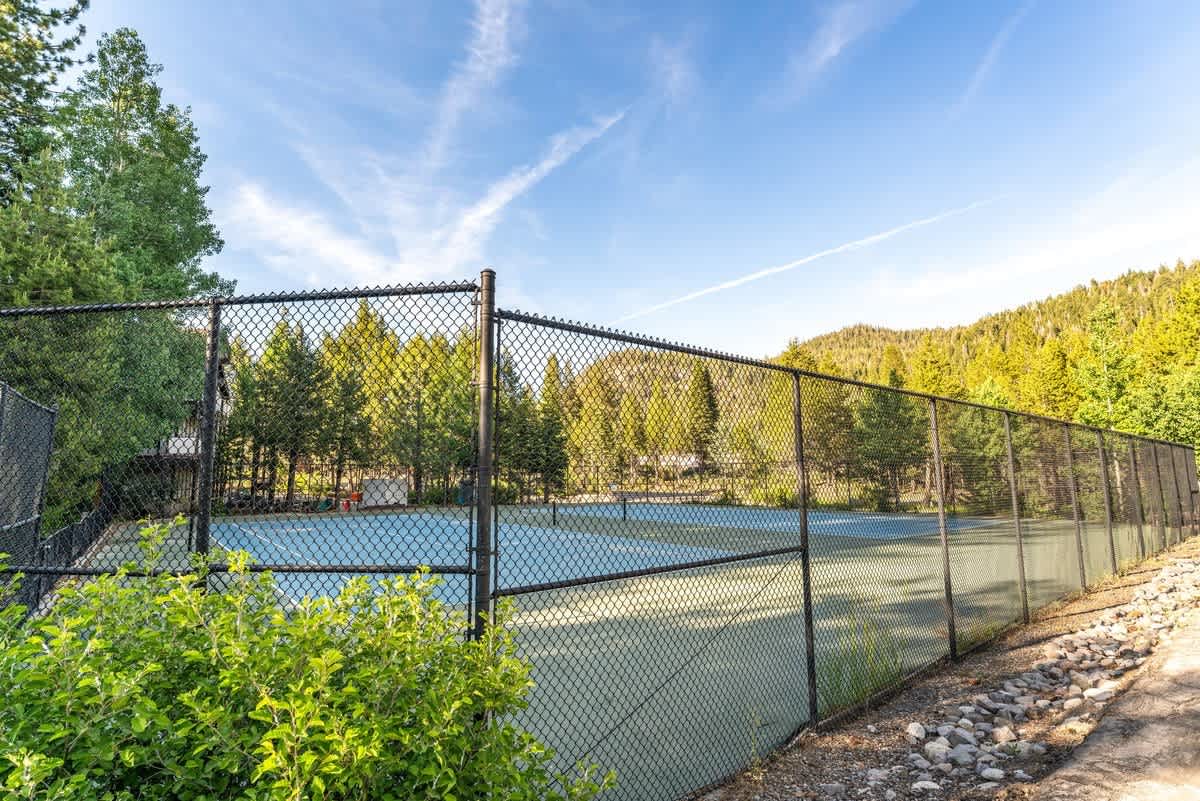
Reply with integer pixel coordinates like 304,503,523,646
1191,446,1200,539
1129,441,1147,559
928,399,957,660
1170,446,1187,544
1002,412,1030,624
1097,431,1118,575
1148,444,1168,551
472,269,497,640
791,373,819,723
1063,425,1087,589
194,300,223,557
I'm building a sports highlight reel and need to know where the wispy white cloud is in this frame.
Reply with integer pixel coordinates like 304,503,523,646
953,1,1035,117
411,111,626,274
225,183,393,286
425,0,524,173
219,0,630,289
648,33,699,108
613,198,993,323
773,0,913,103
223,111,625,286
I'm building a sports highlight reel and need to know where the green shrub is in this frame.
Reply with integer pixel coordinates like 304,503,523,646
0,523,611,801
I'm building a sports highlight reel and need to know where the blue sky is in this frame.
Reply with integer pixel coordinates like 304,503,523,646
83,1,1200,356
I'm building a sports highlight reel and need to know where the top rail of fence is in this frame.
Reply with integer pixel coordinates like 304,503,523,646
497,306,1195,451
0,380,57,415
0,281,480,317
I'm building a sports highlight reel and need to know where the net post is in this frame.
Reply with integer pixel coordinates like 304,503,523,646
1003,412,1030,624
1129,441,1147,558
1148,443,1167,551
194,300,223,557
1063,425,1086,589
1097,430,1118,575
791,372,818,723
928,399,956,660
472,268,497,641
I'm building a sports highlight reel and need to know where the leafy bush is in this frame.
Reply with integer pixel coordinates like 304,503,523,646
0,523,611,801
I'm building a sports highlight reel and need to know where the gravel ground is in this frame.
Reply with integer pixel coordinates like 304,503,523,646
701,534,1200,801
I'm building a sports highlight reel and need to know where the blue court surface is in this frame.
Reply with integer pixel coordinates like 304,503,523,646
211,504,994,603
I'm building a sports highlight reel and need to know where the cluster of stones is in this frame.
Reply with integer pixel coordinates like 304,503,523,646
854,558,1200,798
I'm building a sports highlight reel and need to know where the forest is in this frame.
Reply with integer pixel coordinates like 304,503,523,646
793,261,1200,449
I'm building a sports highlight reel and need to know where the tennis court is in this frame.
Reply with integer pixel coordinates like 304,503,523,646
207,502,996,604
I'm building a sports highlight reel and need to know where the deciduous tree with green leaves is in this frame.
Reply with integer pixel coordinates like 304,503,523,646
56,27,227,298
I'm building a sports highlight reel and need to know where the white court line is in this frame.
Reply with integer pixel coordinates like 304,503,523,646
219,520,320,566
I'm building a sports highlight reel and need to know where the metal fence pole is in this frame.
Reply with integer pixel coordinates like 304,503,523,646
1002,412,1030,624
1129,441,1147,559
791,373,818,722
472,269,497,640
1190,446,1200,539
1063,425,1087,589
194,300,223,557
928,399,957,660
1170,446,1187,544
1149,444,1167,551
1097,431,1118,575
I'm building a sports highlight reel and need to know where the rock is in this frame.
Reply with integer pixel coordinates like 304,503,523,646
980,767,1005,781
885,791,897,801
818,783,846,798
992,726,1017,744
948,727,977,746
866,724,878,734
934,762,954,774
947,744,978,766
1063,697,1083,712
1083,688,1114,702
866,769,889,783
924,741,951,762
906,722,927,740
977,782,1001,791
909,756,932,770
1013,770,1034,782
911,780,942,792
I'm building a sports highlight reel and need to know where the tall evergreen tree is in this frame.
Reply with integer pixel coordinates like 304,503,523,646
683,363,719,466
0,0,88,200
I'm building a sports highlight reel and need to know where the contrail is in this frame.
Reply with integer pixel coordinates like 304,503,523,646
613,198,994,324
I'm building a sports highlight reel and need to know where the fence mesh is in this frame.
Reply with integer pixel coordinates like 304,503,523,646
0,285,479,611
0,275,1195,801
0,382,56,607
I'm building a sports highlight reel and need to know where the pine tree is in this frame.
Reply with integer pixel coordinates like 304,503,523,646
617,392,646,473
683,363,719,467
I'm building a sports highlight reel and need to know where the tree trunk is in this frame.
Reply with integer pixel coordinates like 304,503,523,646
285,448,299,508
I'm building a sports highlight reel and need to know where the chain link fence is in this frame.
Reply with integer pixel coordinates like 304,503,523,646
0,269,1197,801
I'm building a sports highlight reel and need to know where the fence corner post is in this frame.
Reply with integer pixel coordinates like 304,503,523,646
791,373,819,723
194,299,223,557
928,399,956,660
1003,412,1030,624
472,268,497,640
1063,425,1086,589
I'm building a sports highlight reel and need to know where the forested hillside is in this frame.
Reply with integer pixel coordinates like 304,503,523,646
788,260,1200,447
